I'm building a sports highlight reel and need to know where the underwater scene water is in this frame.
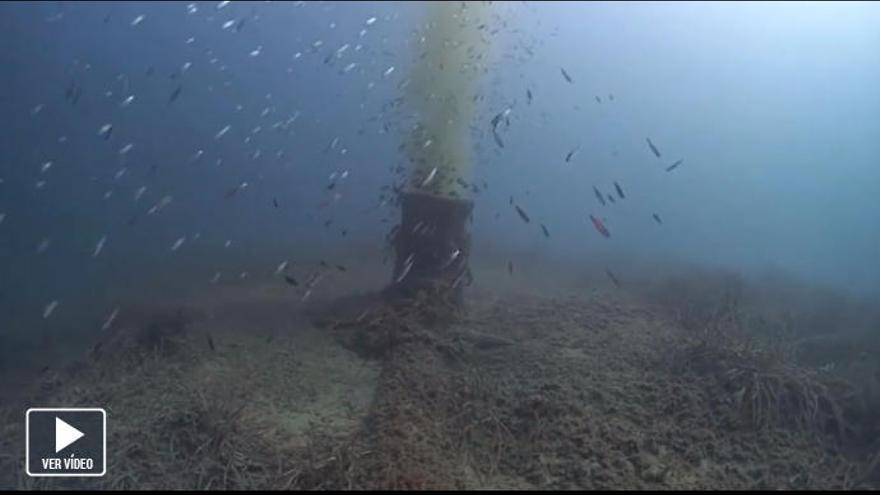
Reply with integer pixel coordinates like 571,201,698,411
1,0,879,489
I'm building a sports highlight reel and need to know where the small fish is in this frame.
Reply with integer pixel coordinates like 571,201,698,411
275,260,289,275
170,236,186,251
665,159,683,172
215,125,231,139
217,0,231,9
273,198,279,208
609,93,615,101
607,194,616,204
284,275,299,286
589,214,611,238
101,308,120,331
168,85,182,104
222,19,235,30
93,235,107,258
207,334,216,352
646,137,661,158
508,261,514,275
560,67,573,83
526,88,533,104
224,182,248,199
131,14,145,26
335,264,347,272
395,254,415,283
98,123,113,140
595,95,601,103
514,204,531,223
565,146,580,163
420,167,438,188
43,300,58,319
614,181,625,199
492,129,504,148
652,213,663,225
36,238,50,253
593,186,606,206
119,143,134,155
540,224,550,238
606,270,621,288
234,17,246,33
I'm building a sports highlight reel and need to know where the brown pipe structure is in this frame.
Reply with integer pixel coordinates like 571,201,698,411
384,190,474,309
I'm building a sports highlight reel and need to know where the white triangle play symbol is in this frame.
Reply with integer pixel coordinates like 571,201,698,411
55,417,84,453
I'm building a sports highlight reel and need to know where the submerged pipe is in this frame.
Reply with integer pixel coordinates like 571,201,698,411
385,2,492,307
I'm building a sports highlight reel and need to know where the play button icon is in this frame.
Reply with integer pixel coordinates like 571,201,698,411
55,417,85,453
26,408,106,477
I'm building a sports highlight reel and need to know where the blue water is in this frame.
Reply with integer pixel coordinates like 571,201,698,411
1,1,879,360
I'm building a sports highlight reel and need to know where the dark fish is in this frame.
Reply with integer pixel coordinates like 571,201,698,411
335,264,347,272
614,181,625,199
589,214,611,238
324,219,333,227
514,204,531,223
665,159,683,172
565,146,580,162
168,85,182,105
491,111,504,130
508,261,514,275
593,186,606,206
40,365,50,374
320,260,329,268
526,88,533,104
224,185,242,199
327,182,336,190
492,129,504,148
560,67,573,83
608,93,614,101
606,270,621,288
652,213,663,225
234,17,246,33
273,198,279,208
509,196,514,205
540,224,550,238
341,229,347,237
284,275,299,286
65,81,82,105
646,137,661,158
595,95,601,103
207,334,216,352
607,194,616,204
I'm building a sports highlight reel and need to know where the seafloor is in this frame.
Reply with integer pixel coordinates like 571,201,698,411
1,258,878,490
